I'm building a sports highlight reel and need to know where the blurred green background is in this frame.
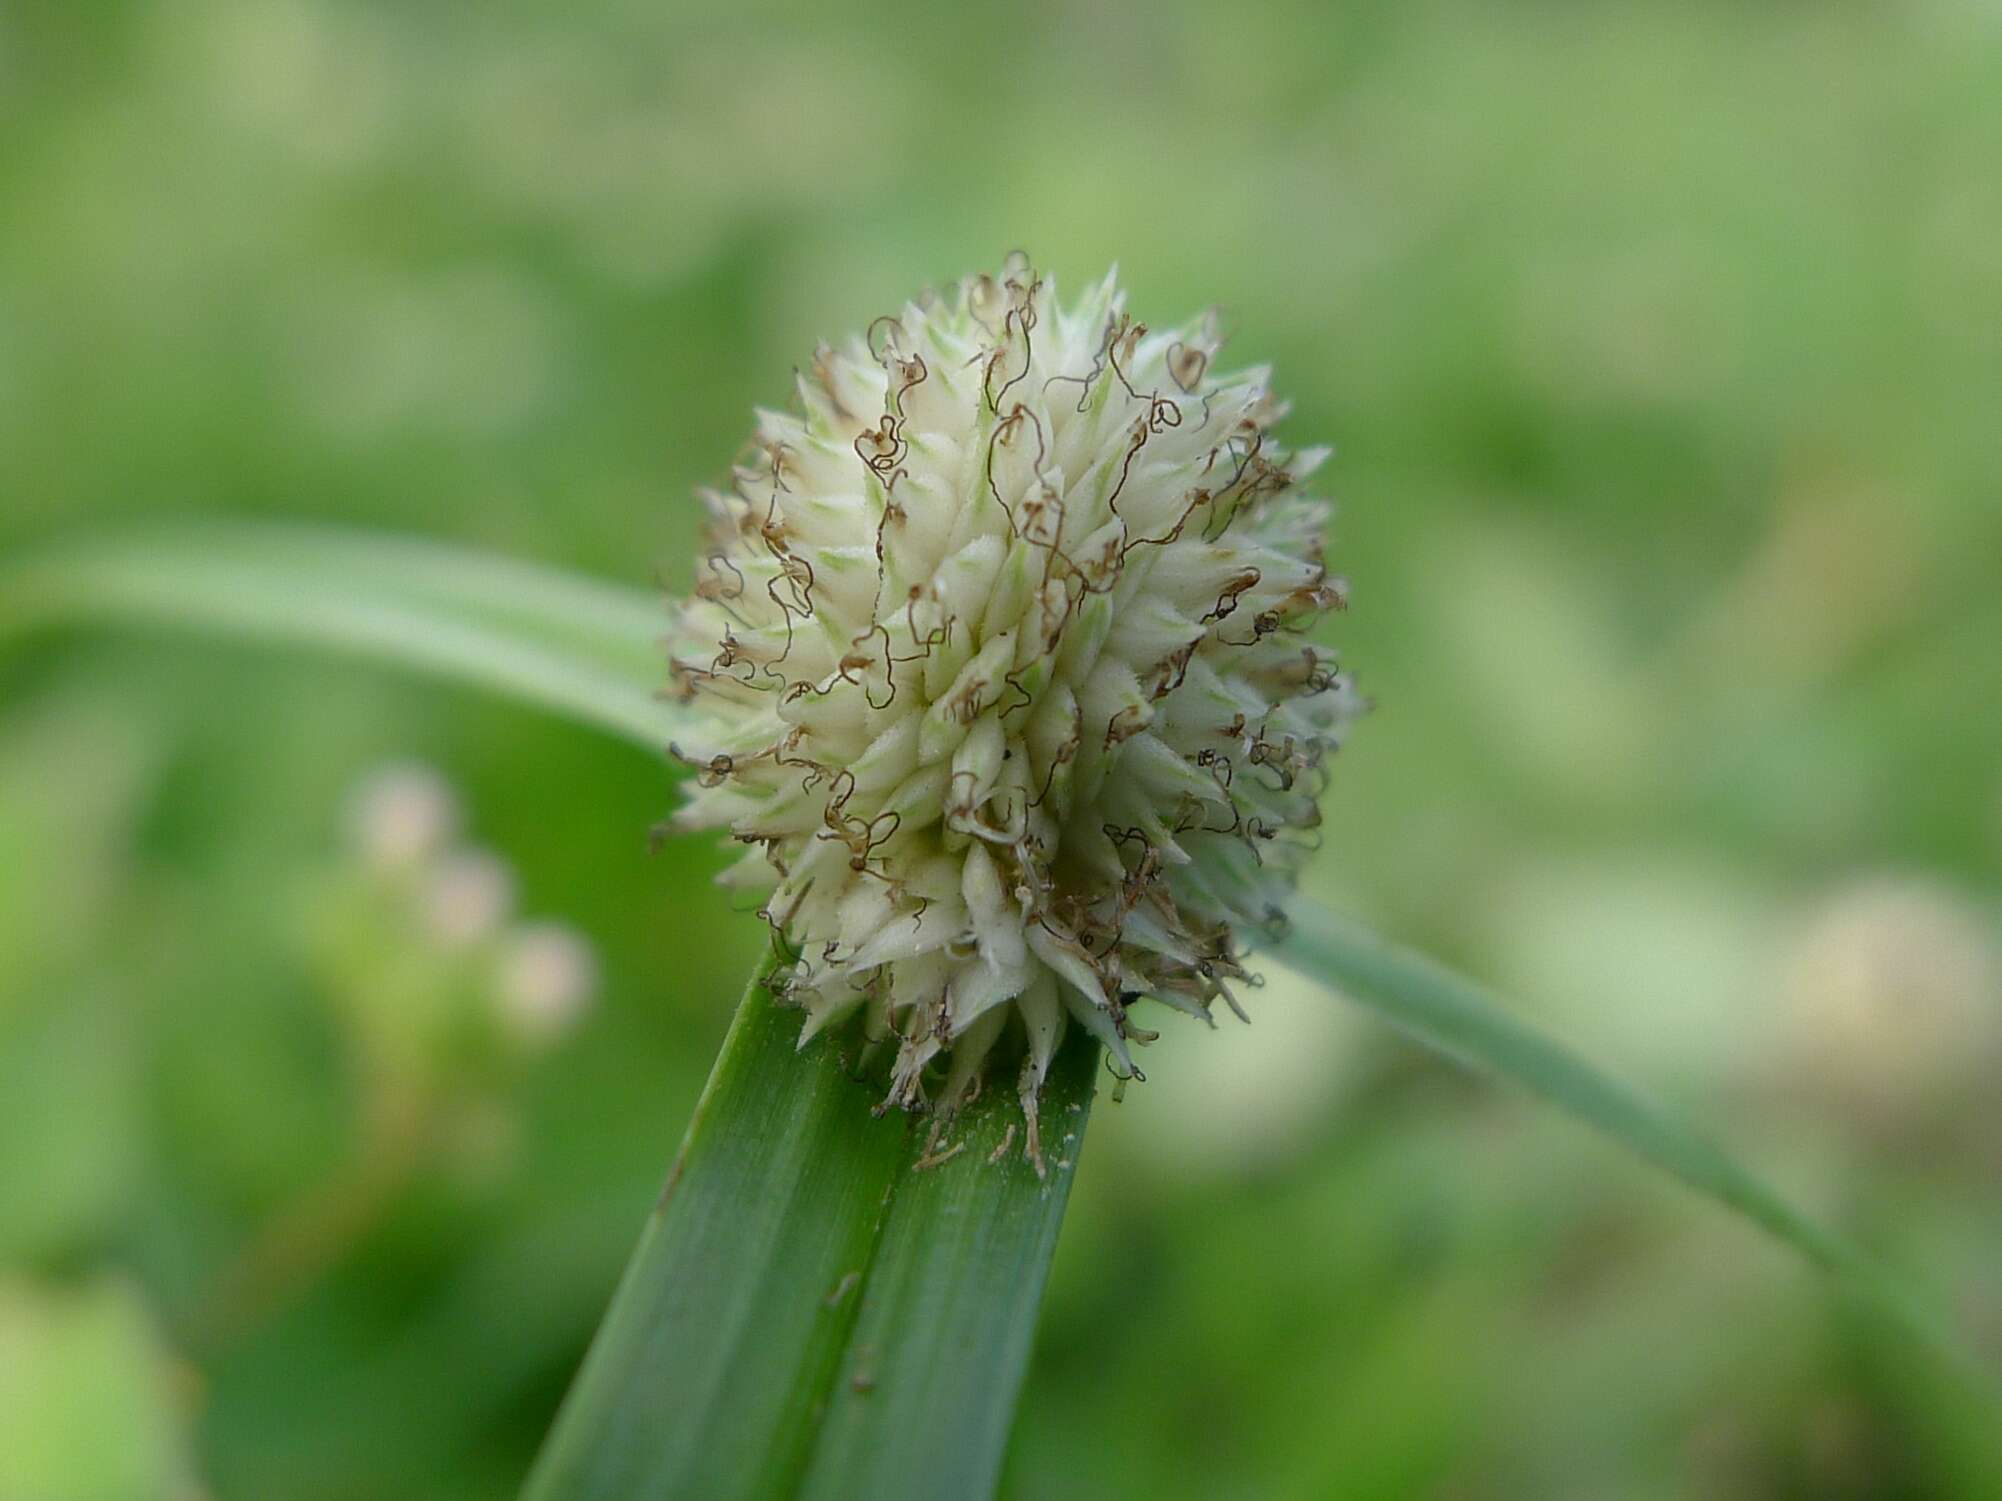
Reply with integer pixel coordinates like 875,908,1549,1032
4,1,2001,1497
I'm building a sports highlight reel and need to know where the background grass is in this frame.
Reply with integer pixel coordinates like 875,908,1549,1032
3,2,2000,1497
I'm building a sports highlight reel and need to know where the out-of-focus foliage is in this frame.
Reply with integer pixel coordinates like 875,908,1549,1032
0,1278,202,1501
1,1,1999,1498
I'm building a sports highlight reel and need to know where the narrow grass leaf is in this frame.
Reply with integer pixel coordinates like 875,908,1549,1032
525,966,1098,1501
0,522,671,747
796,1032,1097,1501
523,968,909,1500
1274,899,2000,1407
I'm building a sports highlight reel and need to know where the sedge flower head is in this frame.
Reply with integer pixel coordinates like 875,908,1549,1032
668,255,1361,1143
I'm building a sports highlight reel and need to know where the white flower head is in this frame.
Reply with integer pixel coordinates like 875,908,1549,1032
497,921,600,1046
423,848,515,948
346,761,460,870
668,255,1362,1139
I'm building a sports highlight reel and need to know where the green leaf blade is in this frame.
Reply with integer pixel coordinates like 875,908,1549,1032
523,967,1099,1501
1274,899,2000,1406
0,522,674,749
523,970,909,1501
798,1039,1097,1501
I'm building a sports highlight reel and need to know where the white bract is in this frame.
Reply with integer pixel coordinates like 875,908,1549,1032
668,256,1360,1149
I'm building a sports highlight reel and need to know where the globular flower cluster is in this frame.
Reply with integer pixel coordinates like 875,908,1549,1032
668,255,1360,1154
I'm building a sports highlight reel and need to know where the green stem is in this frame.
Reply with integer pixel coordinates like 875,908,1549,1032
523,966,1097,1501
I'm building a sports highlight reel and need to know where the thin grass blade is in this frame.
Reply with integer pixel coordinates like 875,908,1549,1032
522,969,910,1500
524,966,1097,1501
1274,899,2001,1406
0,522,671,747
796,1035,1097,1501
